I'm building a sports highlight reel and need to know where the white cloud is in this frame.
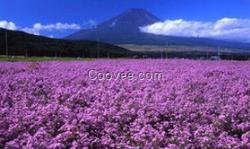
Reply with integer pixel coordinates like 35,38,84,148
49,35,54,38
0,20,81,36
140,18,250,42
0,20,17,30
22,27,40,35
83,20,97,29
33,23,81,30
23,22,81,35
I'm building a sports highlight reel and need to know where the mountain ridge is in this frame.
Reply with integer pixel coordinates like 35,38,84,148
66,8,250,51
0,28,132,57
66,8,162,42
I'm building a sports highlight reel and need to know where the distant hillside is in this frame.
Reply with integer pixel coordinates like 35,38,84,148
66,8,250,51
0,28,132,58
1,28,249,60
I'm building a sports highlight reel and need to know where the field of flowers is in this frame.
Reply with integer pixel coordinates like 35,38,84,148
0,59,250,148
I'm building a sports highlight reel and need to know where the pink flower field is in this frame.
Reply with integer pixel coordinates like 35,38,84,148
0,59,250,148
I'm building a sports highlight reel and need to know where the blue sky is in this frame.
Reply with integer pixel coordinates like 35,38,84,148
1,0,250,39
